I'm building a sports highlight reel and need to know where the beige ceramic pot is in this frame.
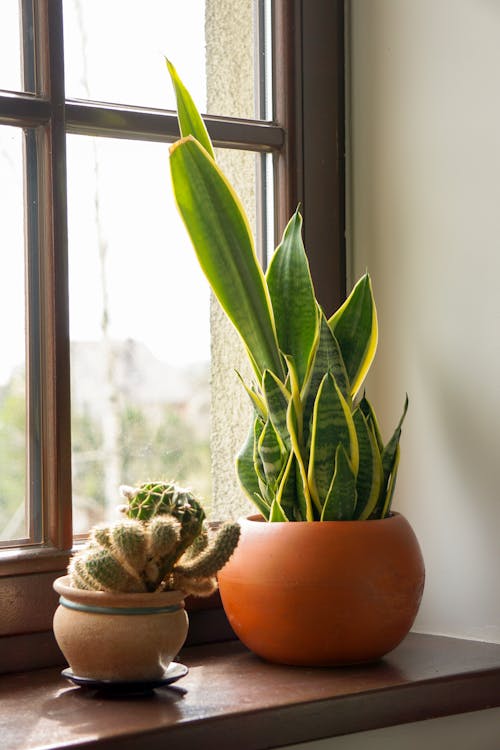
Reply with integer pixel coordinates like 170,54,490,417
53,575,189,681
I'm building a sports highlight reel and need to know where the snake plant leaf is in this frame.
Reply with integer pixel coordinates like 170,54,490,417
370,395,409,519
289,456,309,521
301,311,350,451
307,373,359,510
235,371,267,420
283,354,305,443
269,497,289,522
258,418,286,487
381,444,400,518
236,417,270,519
381,395,409,474
286,395,315,521
262,370,291,448
266,210,319,387
320,444,357,521
328,274,378,398
358,393,384,453
277,452,306,521
166,59,215,160
170,136,284,381
352,407,383,520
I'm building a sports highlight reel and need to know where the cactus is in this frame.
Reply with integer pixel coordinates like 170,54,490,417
68,482,240,596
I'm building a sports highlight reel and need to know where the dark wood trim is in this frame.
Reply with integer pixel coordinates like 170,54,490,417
0,548,70,576
34,0,73,550
1,635,499,749
0,91,51,123
65,100,284,149
272,0,302,236
273,0,346,315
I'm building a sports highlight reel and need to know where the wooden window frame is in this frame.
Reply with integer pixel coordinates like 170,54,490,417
0,0,345,669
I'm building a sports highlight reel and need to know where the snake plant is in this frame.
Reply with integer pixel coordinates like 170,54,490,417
167,60,407,522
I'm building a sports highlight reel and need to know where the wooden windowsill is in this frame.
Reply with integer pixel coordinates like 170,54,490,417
1,633,500,750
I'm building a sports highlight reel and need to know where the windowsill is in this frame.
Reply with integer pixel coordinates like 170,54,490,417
2,633,500,750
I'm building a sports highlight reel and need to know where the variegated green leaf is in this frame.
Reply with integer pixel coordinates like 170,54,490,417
286,395,315,521
352,407,383,520
381,444,400,518
359,393,384,452
273,450,309,522
266,210,319,387
235,371,267,419
321,444,357,521
328,274,378,398
166,59,215,160
236,417,270,519
258,419,285,487
283,354,304,444
302,311,350,450
307,373,359,510
262,370,291,448
370,395,409,518
169,136,284,381
269,496,289,522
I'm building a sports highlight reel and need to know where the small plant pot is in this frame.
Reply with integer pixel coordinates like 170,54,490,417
53,576,189,681
218,513,425,666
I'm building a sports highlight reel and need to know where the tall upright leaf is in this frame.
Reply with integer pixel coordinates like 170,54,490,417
266,211,319,387
166,59,215,160
236,417,270,519
307,373,359,510
257,419,286,489
262,370,291,448
286,395,314,521
328,274,378,398
302,311,350,450
170,136,284,380
352,407,383,520
320,445,357,521
370,395,409,519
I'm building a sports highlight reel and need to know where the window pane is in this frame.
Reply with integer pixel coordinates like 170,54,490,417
62,0,259,119
67,134,211,534
0,127,27,543
0,4,21,93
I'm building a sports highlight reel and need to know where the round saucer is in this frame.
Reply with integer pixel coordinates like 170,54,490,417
61,661,188,694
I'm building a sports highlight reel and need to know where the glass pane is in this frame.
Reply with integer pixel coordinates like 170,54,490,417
0,3,22,92
67,134,211,534
62,0,259,119
0,127,27,543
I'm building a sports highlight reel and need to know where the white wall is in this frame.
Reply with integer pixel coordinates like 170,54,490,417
286,708,500,750
347,0,500,642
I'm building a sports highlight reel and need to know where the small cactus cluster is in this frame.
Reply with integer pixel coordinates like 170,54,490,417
68,481,240,596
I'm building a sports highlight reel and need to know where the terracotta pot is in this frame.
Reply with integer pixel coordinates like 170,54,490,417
53,576,189,681
217,513,425,666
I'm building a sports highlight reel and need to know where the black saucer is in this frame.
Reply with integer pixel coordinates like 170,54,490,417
61,661,188,694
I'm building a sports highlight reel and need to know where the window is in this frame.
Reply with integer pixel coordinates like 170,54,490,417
0,0,344,661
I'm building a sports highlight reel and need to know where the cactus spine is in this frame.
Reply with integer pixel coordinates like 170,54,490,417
68,482,240,596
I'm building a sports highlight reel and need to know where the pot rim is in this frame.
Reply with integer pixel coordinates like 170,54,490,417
240,511,403,526
53,575,186,609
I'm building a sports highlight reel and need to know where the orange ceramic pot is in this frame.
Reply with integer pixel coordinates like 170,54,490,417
218,513,425,666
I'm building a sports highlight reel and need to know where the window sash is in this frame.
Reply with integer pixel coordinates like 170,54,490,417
0,0,345,655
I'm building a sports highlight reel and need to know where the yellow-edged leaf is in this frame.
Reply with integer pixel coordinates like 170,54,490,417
328,274,378,398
